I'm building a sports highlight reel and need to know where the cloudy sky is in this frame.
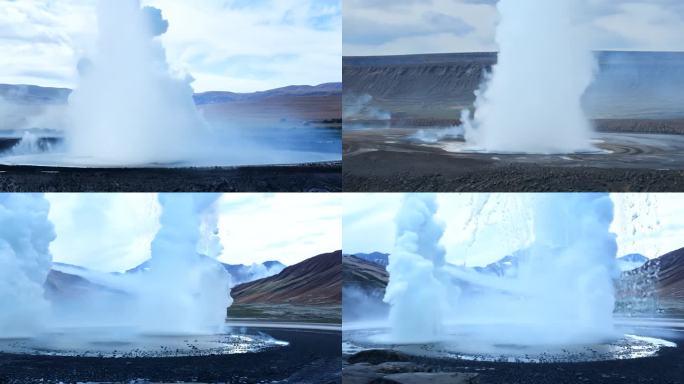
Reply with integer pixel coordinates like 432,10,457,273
0,0,341,92
46,193,341,272
344,0,684,56
343,193,684,267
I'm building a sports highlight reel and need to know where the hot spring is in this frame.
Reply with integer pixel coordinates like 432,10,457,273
343,194,678,363
0,193,288,357
0,0,340,168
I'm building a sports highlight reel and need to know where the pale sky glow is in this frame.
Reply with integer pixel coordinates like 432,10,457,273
0,0,341,92
344,0,684,56
46,193,341,272
343,193,684,267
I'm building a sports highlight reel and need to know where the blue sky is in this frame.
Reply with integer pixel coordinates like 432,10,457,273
46,193,341,272
0,0,341,92
343,193,684,267
344,0,684,56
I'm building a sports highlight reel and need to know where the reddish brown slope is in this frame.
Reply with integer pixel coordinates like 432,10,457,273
620,247,684,301
200,95,341,123
231,251,341,306
652,247,684,299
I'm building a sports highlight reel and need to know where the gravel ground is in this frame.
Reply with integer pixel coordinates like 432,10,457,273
0,328,341,384
343,128,684,192
344,153,684,192
344,332,684,384
0,162,341,192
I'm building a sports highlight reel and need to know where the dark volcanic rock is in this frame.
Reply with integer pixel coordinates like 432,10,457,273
0,328,341,384
343,353,479,384
343,333,684,384
348,350,412,365
343,148,684,192
0,162,342,192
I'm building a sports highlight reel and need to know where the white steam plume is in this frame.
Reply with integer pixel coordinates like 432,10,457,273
515,193,618,342
137,193,231,334
0,194,55,338
384,194,451,343
463,0,596,154
381,193,619,346
68,0,206,164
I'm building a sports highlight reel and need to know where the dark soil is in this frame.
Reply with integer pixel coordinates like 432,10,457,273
344,333,684,384
0,162,341,192
343,150,684,192
0,328,341,384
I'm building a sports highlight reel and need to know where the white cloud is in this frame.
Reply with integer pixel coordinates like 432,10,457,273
344,0,684,56
45,193,341,272
46,193,160,272
218,193,341,265
0,0,341,92
344,0,496,56
611,193,684,259
343,193,684,267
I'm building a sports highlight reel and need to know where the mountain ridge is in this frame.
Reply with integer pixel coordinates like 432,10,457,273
0,82,342,106
231,250,341,306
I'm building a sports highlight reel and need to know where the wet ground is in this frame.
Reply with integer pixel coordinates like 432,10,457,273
343,128,684,192
0,161,341,192
0,326,341,384
343,319,684,383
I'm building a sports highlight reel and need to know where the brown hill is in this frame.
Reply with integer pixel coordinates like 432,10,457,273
200,94,341,124
342,254,389,321
231,251,341,306
621,247,684,300
342,254,388,292
647,247,684,299
617,247,684,314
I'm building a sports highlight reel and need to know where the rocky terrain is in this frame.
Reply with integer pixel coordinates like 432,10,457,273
0,82,342,192
342,52,684,192
229,251,342,323
0,82,341,126
0,161,342,192
232,251,341,306
0,328,342,384
343,51,684,123
342,255,389,322
343,344,684,384
618,247,684,315
197,83,341,125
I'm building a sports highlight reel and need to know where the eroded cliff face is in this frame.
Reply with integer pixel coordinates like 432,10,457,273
343,52,684,121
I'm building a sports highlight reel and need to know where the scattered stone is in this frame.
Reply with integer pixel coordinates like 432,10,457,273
348,350,412,365
376,362,423,374
382,372,479,384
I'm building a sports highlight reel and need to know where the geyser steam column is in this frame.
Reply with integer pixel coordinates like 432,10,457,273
384,194,450,343
137,194,232,335
0,194,55,338
463,0,596,154
518,193,619,342
68,0,205,165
